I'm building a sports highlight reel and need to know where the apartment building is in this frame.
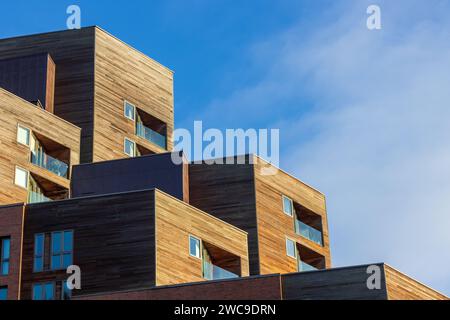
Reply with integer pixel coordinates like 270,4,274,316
0,27,173,164
0,27,447,301
189,155,331,276
0,189,248,300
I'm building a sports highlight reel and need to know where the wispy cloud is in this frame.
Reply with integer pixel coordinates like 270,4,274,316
190,0,450,294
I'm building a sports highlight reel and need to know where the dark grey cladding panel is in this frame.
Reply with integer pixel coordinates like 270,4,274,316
71,152,186,200
282,264,388,300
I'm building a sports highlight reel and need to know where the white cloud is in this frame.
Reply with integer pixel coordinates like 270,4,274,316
190,0,450,294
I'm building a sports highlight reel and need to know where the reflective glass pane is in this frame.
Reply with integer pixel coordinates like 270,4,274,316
124,102,135,120
1,262,9,275
62,281,72,300
17,126,30,146
44,283,54,300
286,239,296,258
63,253,72,268
33,284,42,300
51,254,61,270
34,234,44,255
14,167,28,188
34,257,43,272
2,238,10,259
52,232,62,254
189,236,200,258
124,139,135,156
283,196,293,216
63,231,73,252
0,287,7,300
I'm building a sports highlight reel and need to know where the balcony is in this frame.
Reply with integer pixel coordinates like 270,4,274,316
202,241,242,281
203,261,239,281
297,243,326,273
298,260,318,272
295,220,323,246
136,122,167,149
28,190,52,204
31,151,68,178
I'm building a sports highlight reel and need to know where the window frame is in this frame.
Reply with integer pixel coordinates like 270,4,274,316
189,235,202,259
61,280,72,300
124,100,136,121
124,138,136,157
14,166,29,190
285,237,297,259
50,230,73,271
17,124,31,147
0,237,11,276
32,282,55,300
282,195,294,217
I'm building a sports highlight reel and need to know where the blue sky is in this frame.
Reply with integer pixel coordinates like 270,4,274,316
1,0,450,295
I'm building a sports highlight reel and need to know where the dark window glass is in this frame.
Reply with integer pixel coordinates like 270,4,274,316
1,237,11,276
34,234,44,272
32,282,54,300
61,281,72,300
51,231,73,270
0,286,7,300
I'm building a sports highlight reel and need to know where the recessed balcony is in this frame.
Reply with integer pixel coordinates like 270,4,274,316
27,173,69,204
202,242,241,281
29,131,71,179
297,243,326,272
135,109,167,150
294,203,324,246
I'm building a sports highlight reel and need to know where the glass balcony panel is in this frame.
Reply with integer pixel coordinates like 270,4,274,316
31,151,68,178
298,260,318,272
28,191,52,204
203,261,239,280
295,220,323,246
136,123,167,149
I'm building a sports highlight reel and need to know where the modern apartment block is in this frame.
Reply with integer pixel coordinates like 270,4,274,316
189,155,331,276
0,26,174,164
0,27,447,301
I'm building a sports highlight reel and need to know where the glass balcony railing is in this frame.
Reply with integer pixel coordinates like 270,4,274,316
28,191,52,204
298,260,318,272
295,220,323,246
31,151,69,178
136,123,167,149
203,261,239,281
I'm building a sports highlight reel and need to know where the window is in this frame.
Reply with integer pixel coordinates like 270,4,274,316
282,195,294,217
32,282,54,300
0,286,7,300
1,237,10,276
124,138,136,157
17,125,30,146
286,238,297,259
61,281,72,300
51,231,73,270
34,234,44,272
14,167,29,189
124,101,136,121
189,235,201,259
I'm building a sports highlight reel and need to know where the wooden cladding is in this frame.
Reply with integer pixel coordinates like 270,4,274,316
384,265,448,300
189,155,331,277
0,27,173,163
155,190,249,286
0,88,81,205
19,189,248,298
